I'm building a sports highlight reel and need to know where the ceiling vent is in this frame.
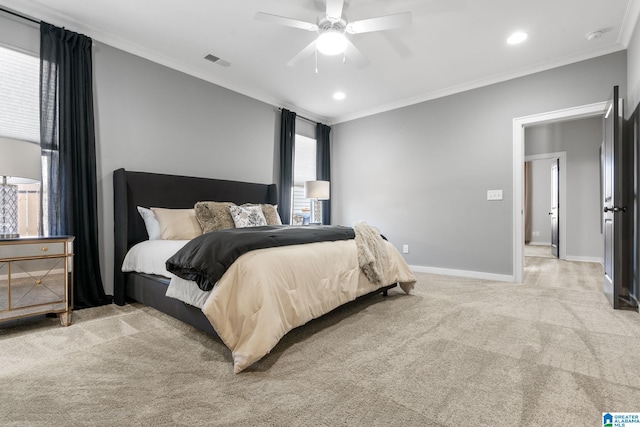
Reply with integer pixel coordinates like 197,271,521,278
204,54,231,67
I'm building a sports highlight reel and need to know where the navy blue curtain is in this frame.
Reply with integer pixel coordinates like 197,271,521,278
316,123,331,225
278,109,296,224
40,22,111,308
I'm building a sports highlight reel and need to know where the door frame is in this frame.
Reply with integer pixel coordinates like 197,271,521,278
524,152,567,260
512,101,607,282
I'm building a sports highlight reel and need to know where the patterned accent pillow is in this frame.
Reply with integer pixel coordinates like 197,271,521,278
194,201,237,233
242,204,282,225
229,205,267,228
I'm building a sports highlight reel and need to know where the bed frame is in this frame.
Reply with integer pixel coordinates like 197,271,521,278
113,168,395,337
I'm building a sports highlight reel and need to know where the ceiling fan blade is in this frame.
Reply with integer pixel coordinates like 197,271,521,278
344,40,370,69
325,0,344,19
346,12,411,34
287,40,318,67
255,12,318,31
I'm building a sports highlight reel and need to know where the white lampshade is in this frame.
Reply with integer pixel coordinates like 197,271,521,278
316,30,347,56
0,137,41,183
304,180,330,200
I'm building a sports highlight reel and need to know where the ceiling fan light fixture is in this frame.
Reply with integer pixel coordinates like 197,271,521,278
317,30,347,55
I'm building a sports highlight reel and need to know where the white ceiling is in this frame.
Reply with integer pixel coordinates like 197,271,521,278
1,0,638,124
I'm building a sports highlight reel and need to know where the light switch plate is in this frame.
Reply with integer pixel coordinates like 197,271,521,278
487,190,503,201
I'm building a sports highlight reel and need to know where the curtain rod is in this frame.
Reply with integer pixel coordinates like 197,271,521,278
276,108,318,125
0,7,40,24
297,115,317,125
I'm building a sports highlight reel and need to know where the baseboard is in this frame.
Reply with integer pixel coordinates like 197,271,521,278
564,256,603,264
527,242,551,246
409,265,514,282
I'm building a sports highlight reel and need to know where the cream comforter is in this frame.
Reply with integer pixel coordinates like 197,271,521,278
201,239,416,373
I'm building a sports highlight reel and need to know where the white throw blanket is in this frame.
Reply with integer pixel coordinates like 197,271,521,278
353,221,388,285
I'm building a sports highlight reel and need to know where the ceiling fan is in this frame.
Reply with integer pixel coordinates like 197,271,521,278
255,0,411,70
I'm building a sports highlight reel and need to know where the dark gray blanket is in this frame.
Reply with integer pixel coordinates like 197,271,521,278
166,225,356,291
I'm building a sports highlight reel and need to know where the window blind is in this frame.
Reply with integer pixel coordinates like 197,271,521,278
292,134,316,214
0,45,40,143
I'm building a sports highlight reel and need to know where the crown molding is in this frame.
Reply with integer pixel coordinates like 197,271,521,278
330,44,625,124
618,0,640,46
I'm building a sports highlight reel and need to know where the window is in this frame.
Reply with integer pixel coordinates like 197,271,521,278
0,45,41,236
291,134,317,224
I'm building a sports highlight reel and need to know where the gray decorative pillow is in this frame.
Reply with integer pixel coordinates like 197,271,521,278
229,205,267,228
242,203,282,225
194,201,237,233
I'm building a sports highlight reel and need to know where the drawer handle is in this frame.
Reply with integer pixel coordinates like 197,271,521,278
41,246,48,252
35,279,42,285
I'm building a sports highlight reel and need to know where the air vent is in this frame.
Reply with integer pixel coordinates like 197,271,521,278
204,54,231,67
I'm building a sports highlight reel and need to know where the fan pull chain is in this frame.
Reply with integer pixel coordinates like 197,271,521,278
315,49,318,74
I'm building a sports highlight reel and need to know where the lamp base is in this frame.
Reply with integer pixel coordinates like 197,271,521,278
0,183,19,238
311,199,323,225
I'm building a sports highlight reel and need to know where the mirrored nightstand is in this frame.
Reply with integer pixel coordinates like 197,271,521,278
0,236,74,326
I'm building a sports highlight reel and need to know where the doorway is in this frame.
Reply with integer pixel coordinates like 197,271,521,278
513,102,607,283
524,153,567,260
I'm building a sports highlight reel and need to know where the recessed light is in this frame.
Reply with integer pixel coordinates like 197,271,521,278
333,91,346,100
507,31,528,45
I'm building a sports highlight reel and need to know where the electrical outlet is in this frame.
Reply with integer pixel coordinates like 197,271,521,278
532,231,540,236
402,244,409,254
487,189,503,201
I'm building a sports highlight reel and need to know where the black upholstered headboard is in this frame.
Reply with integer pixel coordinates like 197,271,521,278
113,168,278,305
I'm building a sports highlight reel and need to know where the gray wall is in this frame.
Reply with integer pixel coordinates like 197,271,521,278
332,52,625,277
628,11,640,305
93,43,279,295
627,15,640,115
527,159,553,245
0,14,38,54
525,117,603,260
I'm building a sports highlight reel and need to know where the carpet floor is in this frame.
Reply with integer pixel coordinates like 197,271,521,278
1,257,639,426
524,244,555,259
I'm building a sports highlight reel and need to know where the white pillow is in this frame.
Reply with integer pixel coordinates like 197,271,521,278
229,205,267,228
137,206,162,240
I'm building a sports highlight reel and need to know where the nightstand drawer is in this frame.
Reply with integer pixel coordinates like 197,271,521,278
0,242,66,260
0,258,67,309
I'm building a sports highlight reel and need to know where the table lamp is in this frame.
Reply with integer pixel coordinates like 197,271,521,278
0,137,41,238
304,180,330,225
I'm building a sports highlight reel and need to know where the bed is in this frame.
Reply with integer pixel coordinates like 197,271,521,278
113,168,416,372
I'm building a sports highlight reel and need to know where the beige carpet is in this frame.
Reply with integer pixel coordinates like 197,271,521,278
524,244,556,259
1,258,639,426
